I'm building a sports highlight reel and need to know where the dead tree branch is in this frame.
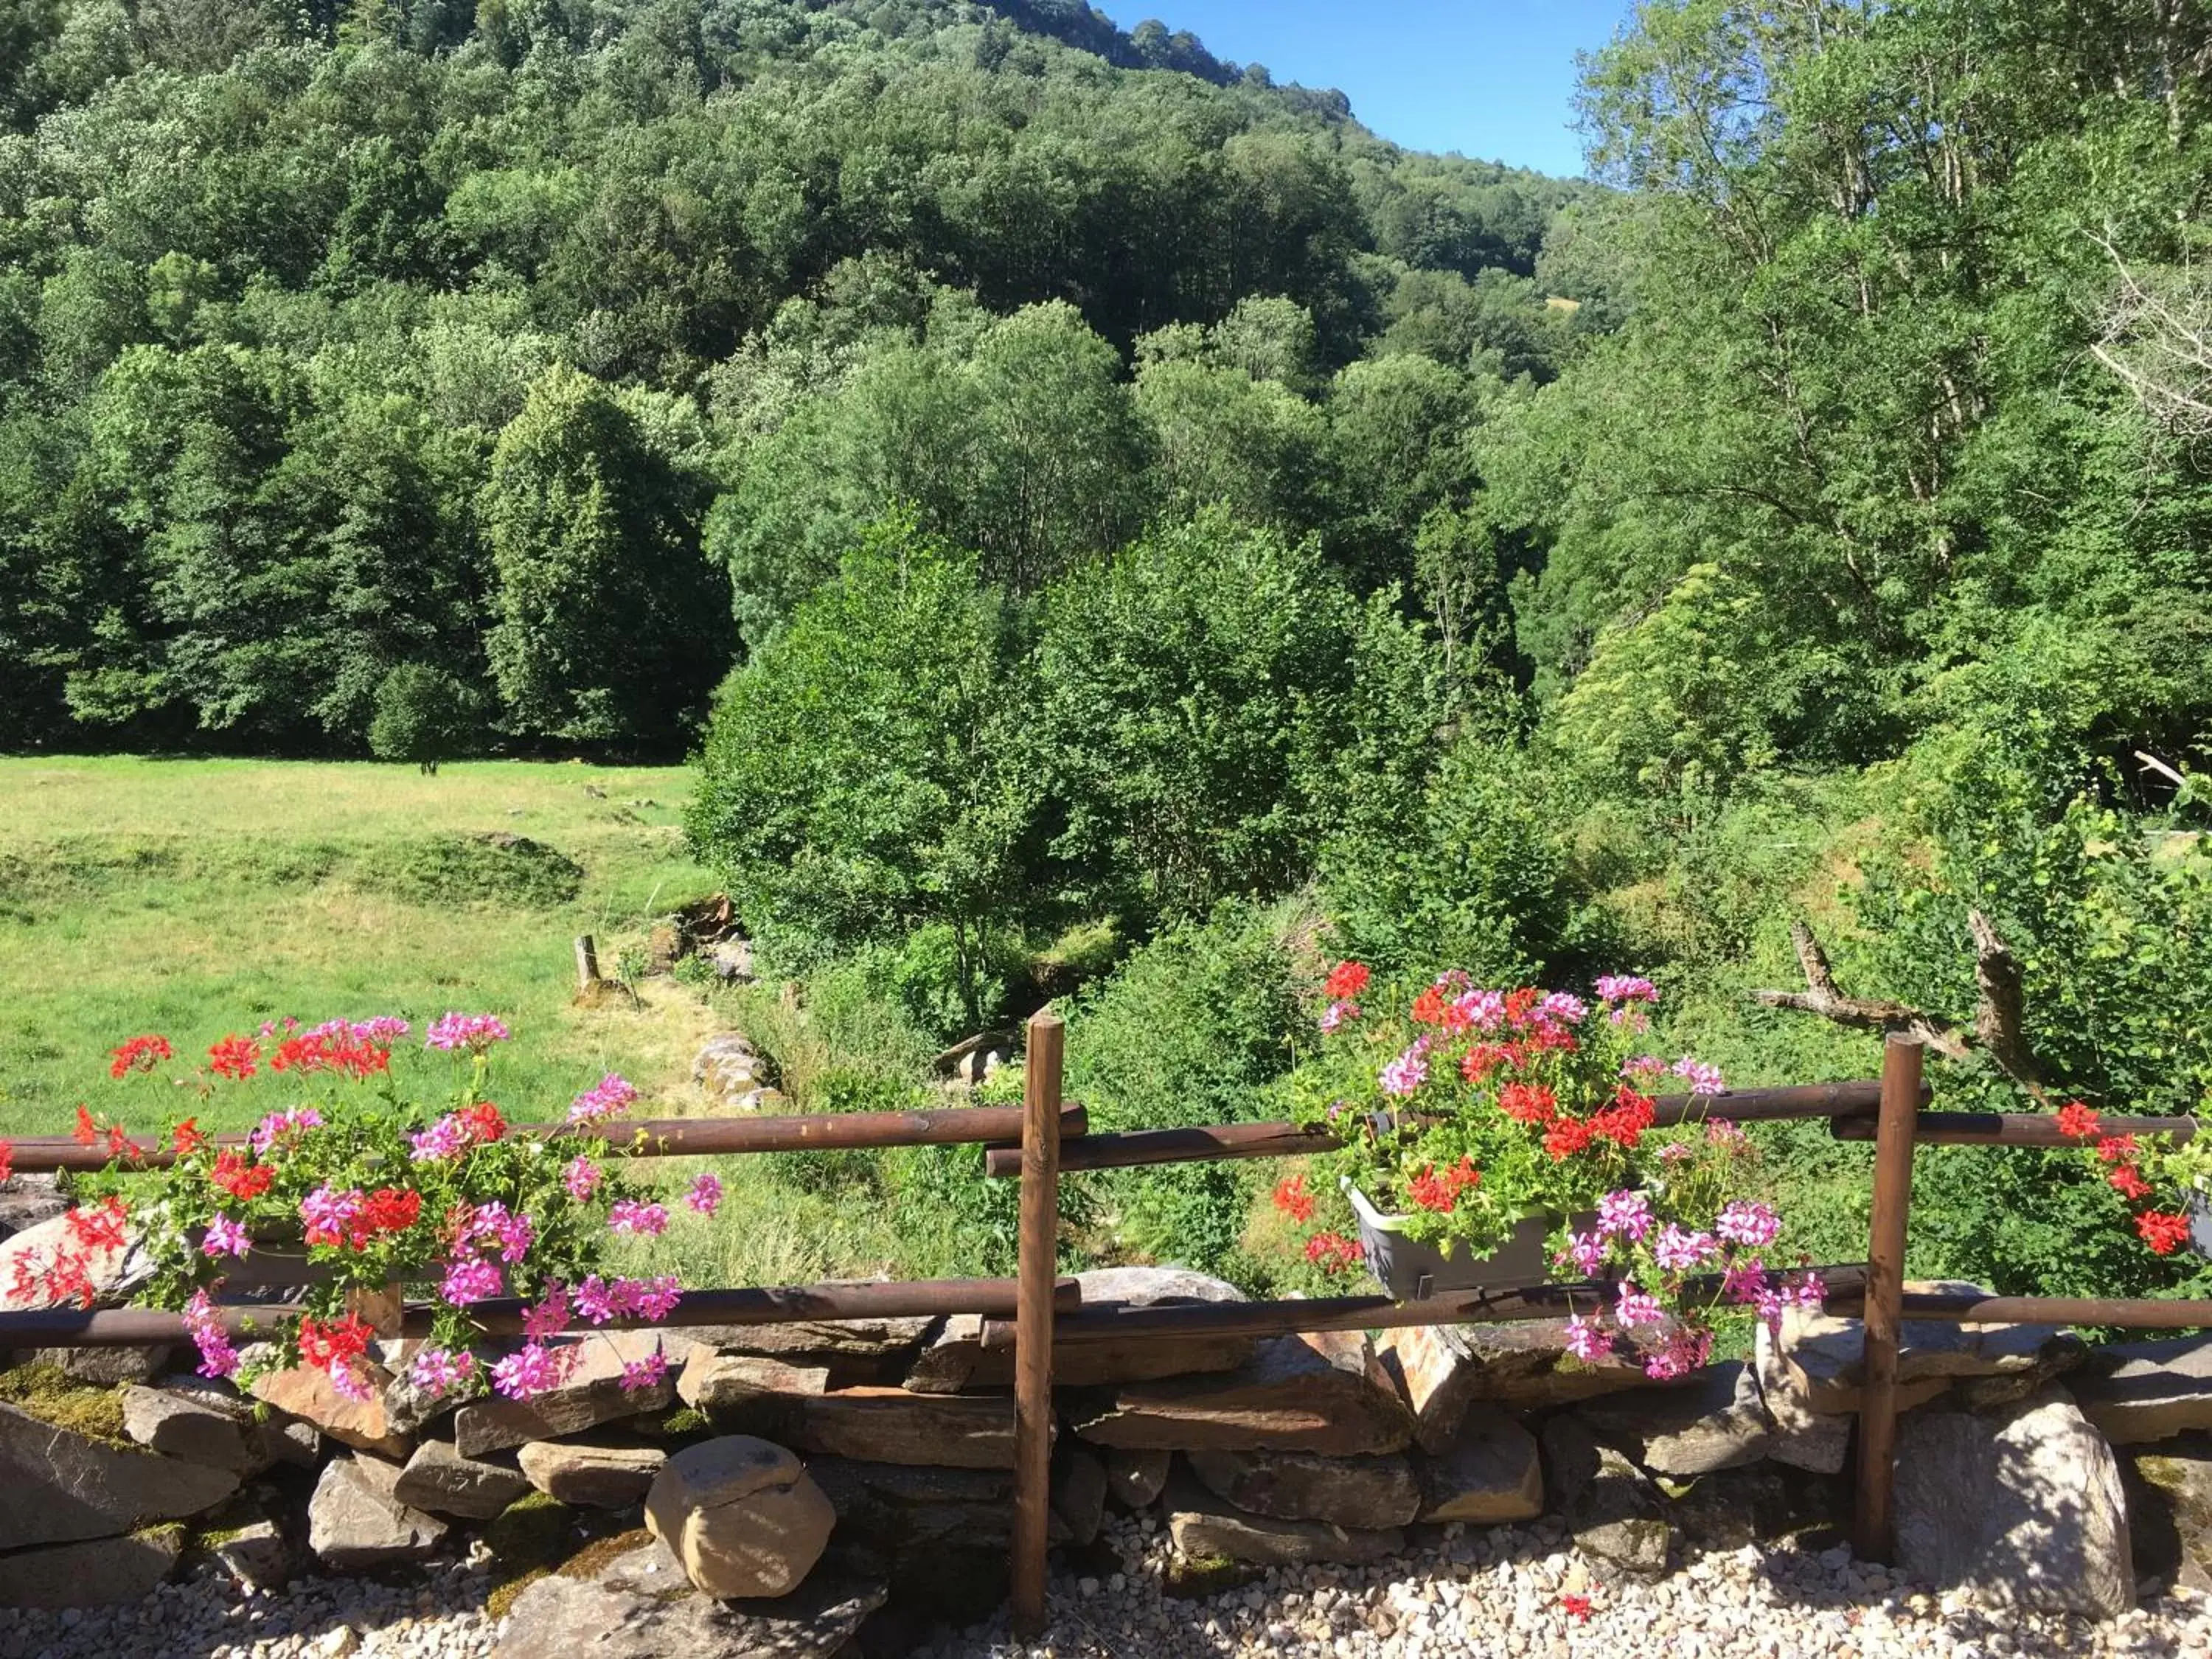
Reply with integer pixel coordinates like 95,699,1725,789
1752,915,2049,1102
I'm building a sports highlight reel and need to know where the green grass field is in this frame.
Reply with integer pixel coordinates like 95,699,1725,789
0,754,1020,1290
0,756,723,1141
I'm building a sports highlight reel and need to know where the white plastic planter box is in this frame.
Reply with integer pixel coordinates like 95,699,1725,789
1340,1178,1558,1301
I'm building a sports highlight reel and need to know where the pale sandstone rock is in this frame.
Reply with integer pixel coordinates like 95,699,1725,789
518,1440,666,1507
642,1436,835,1599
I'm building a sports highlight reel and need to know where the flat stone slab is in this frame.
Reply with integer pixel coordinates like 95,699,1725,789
393,1439,532,1520
1105,1447,1170,1509
1894,1388,2132,1621
453,1331,686,1455
2075,1335,2212,1445
678,1350,832,1413
1071,1331,1414,1455
1189,1447,1421,1529
1166,1475,1404,1568
493,1539,886,1659
1578,1361,1775,1475
0,1399,239,1550
0,1528,184,1608
785,1387,1020,1468
1453,1319,1660,1411
121,1383,268,1475
254,1360,411,1458
1761,1284,2083,1415
681,1295,935,1384
906,1267,1256,1393
519,1440,666,1507
1418,1405,1543,1524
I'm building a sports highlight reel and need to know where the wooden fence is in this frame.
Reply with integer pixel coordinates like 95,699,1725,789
5,1018,2212,1636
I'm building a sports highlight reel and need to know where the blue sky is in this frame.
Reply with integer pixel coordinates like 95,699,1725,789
1098,1,1639,176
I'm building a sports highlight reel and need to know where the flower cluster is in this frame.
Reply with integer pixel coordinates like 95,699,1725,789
2055,1101,2198,1257
1279,966,1801,1376
48,1016,725,1410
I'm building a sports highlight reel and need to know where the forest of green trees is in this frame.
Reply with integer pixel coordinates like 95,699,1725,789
6,0,2212,1300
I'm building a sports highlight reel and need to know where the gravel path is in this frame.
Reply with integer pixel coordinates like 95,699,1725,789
4,1521,2207,1659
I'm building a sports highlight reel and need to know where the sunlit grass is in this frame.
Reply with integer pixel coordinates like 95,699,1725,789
0,755,717,1138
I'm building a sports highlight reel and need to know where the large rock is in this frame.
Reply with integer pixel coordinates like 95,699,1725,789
0,1526,184,1607
1071,1331,1414,1455
393,1439,532,1520
1761,1286,2083,1416
676,1349,830,1416
1579,1362,1775,1475
1416,1405,1543,1524
1189,1447,1422,1529
0,1399,239,1549
493,1539,883,1659
1541,1415,1672,1574
1664,1464,1849,1553
1166,1474,1404,1568
905,1268,1256,1393
2126,1435,2212,1591
1454,1319,1661,1411
0,1210,146,1311
1375,1324,1484,1453
307,1453,449,1568
253,1360,411,1458
2075,1335,2212,1445
453,1330,686,1455
120,1383,268,1475
644,1436,835,1599
787,1387,1021,1469
1751,1324,1854,1475
518,1441,666,1507
1893,1388,2132,1621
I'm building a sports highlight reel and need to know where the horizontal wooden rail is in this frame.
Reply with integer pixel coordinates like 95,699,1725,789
981,1079,1918,1178
0,1276,1083,1347
3,1102,1088,1174
1830,1111,2197,1148
976,1264,1877,1349
1898,1290,2212,1328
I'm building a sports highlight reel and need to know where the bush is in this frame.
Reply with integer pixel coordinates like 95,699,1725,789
1064,897,1310,1284
366,664,484,774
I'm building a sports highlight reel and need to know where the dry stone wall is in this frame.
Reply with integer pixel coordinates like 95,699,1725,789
7,1260,2212,1648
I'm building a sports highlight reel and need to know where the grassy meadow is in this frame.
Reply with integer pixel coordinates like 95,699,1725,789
0,755,725,1139
0,754,1027,1290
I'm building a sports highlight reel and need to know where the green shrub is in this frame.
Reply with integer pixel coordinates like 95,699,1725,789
1064,897,1309,1284
366,664,484,775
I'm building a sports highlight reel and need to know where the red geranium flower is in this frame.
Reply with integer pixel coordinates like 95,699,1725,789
1543,1117,1593,1161
207,1034,260,1082
1304,1231,1362,1273
73,1104,97,1147
108,1034,173,1079
1559,1593,1593,1624
297,1311,375,1373
2110,1164,2154,1201
1498,1082,1557,1125
361,1187,422,1237
1324,961,1370,1000
171,1118,206,1157
0,1139,11,1183
1411,987,1447,1026
1272,1175,1317,1223
2095,1134,2140,1165
2138,1211,2191,1256
2054,1101,2101,1141
211,1147,274,1201
459,1100,507,1144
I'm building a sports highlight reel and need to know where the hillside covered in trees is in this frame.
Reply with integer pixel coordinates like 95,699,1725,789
0,0,1586,752
6,0,2212,1304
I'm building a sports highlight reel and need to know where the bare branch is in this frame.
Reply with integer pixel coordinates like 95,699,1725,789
2088,230,2212,441
1752,916,2051,1101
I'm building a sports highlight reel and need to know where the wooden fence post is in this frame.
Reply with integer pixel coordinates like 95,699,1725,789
1853,1034,1924,1562
1011,1010,1065,1640
574,934,601,992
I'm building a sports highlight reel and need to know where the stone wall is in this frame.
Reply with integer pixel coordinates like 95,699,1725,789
5,1251,2212,1652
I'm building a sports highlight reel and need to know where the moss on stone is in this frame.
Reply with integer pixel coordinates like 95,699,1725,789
557,1528,653,1582
1162,1551,1256,1599
132,1521,187,1552
485,1489,576,1571
485,1567,549,1621
655,1407,707,1437
0,1363,128,1444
